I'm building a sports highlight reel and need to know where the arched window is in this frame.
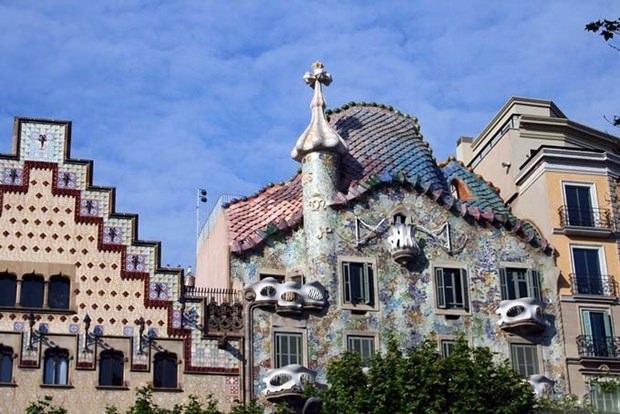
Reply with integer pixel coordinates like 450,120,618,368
20,273,44,308
43,348,69,385
48,274,70,309
0,346,13,384
153,351,178,389
0,273,17,307
99,350,124,387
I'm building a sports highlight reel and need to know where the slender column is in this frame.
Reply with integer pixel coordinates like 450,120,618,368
14,279,22,306
42,280,49,307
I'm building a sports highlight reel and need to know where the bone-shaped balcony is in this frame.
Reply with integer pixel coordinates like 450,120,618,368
244,278,326,313
387,223,418,264
263,364,317,401
528,374,554,397
496,297,547,334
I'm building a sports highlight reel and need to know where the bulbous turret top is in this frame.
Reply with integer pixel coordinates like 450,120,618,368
291,61,348,162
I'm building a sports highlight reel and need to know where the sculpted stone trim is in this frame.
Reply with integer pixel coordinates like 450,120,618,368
496,297,547,333
244,277,326,313
262,364,316,399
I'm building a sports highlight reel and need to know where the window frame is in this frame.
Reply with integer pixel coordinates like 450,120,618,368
562,181,599,215
273,328,307,369
338,256,379,312
433,264,470,313
0,345,14,384
345,332,378,367
98,349,125,387
0,272,17,308
152,351,178,389
509,341,542,379
20,273,45,309
42,347,70,386
47,274,71,310
499,262,541,301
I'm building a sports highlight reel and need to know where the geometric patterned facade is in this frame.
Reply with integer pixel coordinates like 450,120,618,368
0,118,240,413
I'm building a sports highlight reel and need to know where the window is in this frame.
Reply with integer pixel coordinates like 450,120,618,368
591,381,620,413
572,247,605,295
43,348,69,385
0,346,13,383
510,344,539,378
288,273,305,284
342,261,375,307
347,335,375,366
564,184,594,227
499,268,540,300
153,352,177,389
99,350,124,387
0,273,16,307
274,332,303,368
20,273,44,308
441,340,457,357
581,310,614,357
393,213,407,224
435,267,469,310
48,274,70,309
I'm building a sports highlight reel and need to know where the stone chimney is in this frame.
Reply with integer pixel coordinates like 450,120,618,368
292,61,347,283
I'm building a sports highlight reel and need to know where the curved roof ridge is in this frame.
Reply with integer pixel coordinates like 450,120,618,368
326,101,419,123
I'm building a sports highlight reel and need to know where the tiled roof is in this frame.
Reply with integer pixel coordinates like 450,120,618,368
223,102,552,254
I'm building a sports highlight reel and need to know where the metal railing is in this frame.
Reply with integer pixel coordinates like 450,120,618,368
558,206,613,229
184,287,241,304
576,335,620,358
570,273,616,297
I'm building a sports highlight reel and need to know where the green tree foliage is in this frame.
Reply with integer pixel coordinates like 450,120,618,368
25,396,67,414
315,338,538,414
585,17,620,126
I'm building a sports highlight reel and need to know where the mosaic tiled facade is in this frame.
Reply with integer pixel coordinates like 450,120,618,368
0,118,241,413
198,63,570,410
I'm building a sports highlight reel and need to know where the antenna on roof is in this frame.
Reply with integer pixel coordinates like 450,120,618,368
196,188,208,241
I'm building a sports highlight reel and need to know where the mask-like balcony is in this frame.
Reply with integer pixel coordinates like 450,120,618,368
570,273,616,298
558,206,614,237
263,364,316,401
577,335,620,359
528,374,554,397
496,298,547,334
244,278,326,313
387,223,418,264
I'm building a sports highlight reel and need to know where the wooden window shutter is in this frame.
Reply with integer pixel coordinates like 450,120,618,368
435,268,446,308
499,268,508,300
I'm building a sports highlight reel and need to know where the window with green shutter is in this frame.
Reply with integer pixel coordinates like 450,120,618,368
346,335,375,366
342,261,375,307
435,267,469,310
499,268,541,300
274,332,303,368
510,343,539,378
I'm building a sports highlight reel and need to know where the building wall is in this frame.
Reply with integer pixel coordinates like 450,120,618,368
0,119,241,413
232,186,566,401
196,210,231,289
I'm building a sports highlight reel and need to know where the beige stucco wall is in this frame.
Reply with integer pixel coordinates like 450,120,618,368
195,211,230,289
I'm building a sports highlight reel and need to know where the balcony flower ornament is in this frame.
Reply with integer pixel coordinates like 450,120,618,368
496,297,547,333
387,222,419,264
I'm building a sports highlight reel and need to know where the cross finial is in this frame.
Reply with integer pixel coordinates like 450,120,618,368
303,61,332,88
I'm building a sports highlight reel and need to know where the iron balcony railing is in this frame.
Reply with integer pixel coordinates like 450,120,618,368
570,273,616,297
576,335,620,358
558,206,613,229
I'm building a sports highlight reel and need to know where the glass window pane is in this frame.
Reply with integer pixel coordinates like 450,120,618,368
346,335,375,366
0,274,16,307
48,275,70,309
0,349,12,383
154,352,177,388
20,274,44,308
275,333,302,368
511,344,538,378
99,350,124,386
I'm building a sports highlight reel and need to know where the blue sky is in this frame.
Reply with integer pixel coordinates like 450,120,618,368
0,1,619,268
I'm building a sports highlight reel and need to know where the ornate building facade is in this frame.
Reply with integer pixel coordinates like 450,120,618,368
197,63,568,409
0,118,242,413
456,97,620,411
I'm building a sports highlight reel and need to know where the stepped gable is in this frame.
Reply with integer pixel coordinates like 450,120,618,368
225,102,447,253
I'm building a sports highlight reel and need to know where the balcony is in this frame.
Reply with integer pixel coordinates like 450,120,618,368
262,364,316,401
244,278,326,313
496,297,547,334
387,223,419,264
557,206,614,237
570,274,616,298
576,335,620,359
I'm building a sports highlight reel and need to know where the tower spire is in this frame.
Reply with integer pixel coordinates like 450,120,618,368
291,61,347,162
